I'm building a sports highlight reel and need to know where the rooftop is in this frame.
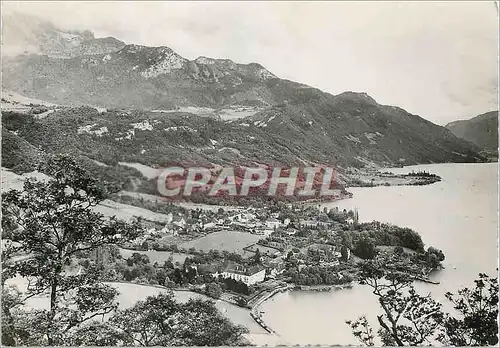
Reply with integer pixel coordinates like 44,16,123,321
223,261,265,276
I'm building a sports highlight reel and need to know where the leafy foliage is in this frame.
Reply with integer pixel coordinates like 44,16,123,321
353,236,377,260
204,282,223,299
349,254,444,346
351,222,425,253
109,292,248,346
346,315,375,346
440,273,499,346
1,154,142,345
348,254,498,346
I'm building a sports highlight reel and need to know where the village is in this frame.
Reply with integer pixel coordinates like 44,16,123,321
88,200,360,321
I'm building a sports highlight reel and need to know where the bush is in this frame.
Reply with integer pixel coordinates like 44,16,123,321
353,237,377,260
205,283,223,299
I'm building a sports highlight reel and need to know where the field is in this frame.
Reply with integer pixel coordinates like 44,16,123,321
1,168,174,225
119,248,188,265
94,199,174,223
179,231,261,255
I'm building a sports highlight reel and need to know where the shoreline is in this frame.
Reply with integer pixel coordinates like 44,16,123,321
250,284,292,334
106,281,285,339
248,282,354,335
248,272,439,337
292,283,354,292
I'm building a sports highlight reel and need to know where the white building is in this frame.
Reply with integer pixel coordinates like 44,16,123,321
166,213,173,224
266,218,281,230
203,222,216,230
173,218,186,228
215,262,266,285
229,212,256,224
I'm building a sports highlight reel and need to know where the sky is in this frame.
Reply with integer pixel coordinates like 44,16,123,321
2,1,499,125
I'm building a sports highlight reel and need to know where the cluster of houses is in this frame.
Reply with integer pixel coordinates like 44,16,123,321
201,243,346,286
131,208,294,246
126,204,358,286
228,211,290,235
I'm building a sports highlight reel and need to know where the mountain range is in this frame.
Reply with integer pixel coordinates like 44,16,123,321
1,12,490,196
1,11,125,58
446,111,498,159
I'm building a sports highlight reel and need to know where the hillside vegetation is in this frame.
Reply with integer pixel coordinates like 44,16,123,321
1,17,487,196
446,111,498,159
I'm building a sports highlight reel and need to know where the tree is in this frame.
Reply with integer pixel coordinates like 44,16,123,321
110,292,248,346
347,254,443,346
340,245,350,262
1,290,49,346
354,237,377,260
175,298,249,346
347,253,499,347
156,268,168,286
340,232,353,249
185,266,197,283
424,247,445,269
439,273,498,346
173,268,184,284
65,321,123,346
346,315,375,346
397,228,424,253
252,248,262,265
109,292,180,346
1,155,142,345
205,282,222,299
394,246,404,256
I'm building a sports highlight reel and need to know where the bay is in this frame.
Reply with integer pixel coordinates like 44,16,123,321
260,163,498,345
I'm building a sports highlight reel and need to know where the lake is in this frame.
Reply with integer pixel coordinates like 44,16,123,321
260,162,498,345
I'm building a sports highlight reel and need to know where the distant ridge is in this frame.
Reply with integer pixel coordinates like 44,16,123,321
1,12,487,179
446,111,498,159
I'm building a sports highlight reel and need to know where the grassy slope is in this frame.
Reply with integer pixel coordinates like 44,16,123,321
446,111,498,155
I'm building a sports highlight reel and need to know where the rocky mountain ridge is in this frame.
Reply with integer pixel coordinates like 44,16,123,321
1,14,487,195
1,11,126,58
1,41,282,110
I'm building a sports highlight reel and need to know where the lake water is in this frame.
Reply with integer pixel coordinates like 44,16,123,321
260,163,498,345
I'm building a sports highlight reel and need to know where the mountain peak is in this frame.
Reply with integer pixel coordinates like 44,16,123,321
335,91,378,105
119,44,160,54
2,11,125,58
194,56,217,65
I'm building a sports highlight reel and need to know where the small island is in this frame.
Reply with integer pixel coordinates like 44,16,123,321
344,168,442,188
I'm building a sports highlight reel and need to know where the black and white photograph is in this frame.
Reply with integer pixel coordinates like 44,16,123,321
1,1,498,346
